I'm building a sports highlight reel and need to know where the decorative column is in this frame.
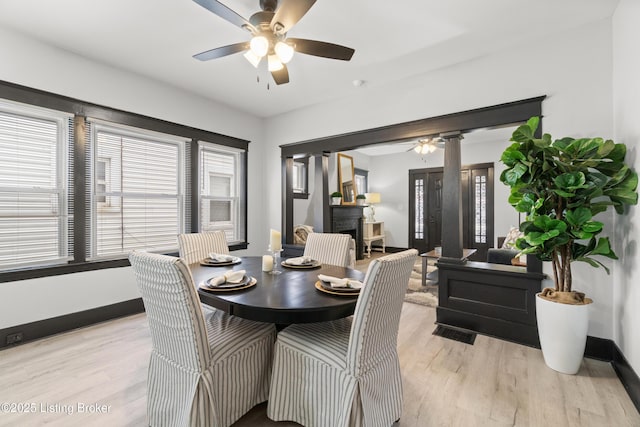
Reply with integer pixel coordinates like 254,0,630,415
314,153,330,232
440,132,464,263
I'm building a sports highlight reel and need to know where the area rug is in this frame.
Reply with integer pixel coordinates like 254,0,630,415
355,252,438,308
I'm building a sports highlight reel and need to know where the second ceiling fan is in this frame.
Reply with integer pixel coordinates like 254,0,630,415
192,0,355,85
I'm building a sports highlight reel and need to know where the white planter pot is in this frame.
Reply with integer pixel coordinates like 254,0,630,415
536,293,591,374
331,197,342,205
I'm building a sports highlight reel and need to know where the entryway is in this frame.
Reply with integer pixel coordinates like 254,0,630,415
408,163,494,262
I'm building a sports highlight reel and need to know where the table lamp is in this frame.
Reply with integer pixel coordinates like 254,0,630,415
364,192,381,222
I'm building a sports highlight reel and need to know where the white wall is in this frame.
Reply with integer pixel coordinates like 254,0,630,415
265,20,616,338
0,26,266,328
612,0,640,375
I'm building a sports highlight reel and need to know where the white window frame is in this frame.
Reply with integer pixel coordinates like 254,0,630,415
292,160,307,194
199,141,245,245
95,157,111,208
89,121,187,260
0,99,71,270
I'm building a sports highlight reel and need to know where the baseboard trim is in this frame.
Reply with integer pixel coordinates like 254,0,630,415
612,342,640,414
585,335,614,361
0,298,145,350
373,246,406,253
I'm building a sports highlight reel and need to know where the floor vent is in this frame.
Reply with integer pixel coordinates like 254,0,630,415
432,325,476,345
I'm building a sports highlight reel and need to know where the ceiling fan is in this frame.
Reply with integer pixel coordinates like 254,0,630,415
407,137,446,155
192,0,356,85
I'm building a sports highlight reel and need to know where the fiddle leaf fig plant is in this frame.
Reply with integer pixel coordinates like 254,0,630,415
500,117,638,295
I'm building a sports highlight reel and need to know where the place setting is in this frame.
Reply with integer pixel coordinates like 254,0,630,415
315,274,363,296
200,252,242,267
199,269,256,292
281,256,321,269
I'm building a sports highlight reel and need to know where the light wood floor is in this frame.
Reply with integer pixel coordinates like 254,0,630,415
1,303,638,427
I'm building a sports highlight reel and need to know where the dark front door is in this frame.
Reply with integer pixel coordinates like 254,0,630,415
427,171,444,252
409,169,442,253
409,164,494,260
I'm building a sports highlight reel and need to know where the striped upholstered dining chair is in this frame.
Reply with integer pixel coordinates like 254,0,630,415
177,231,229,265
303,232,353,267
129,251,276,427
267,249,418,427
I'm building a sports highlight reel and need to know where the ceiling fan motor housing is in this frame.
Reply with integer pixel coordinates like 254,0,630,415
259,0,278,12
249,11,276,33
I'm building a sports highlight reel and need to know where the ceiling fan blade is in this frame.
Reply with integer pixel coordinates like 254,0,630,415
271,0,316,33
271,64,290,85
193,0,255,32
193,42,249,61
287,38,355,61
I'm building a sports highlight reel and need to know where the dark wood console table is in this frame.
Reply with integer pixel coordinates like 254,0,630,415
436,261,545,347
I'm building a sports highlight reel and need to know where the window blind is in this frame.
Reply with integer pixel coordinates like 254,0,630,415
199,142,245,244
89,122,186,259
0,101,71,270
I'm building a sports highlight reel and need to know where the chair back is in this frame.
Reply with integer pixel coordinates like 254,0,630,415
346,249,418,376
303,232,352,267
129,251,211,372
177,231,229,265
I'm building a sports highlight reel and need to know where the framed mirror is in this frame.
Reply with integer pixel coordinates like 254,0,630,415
337,153,356,205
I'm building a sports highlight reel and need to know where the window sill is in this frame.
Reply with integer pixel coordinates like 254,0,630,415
0,242,249,283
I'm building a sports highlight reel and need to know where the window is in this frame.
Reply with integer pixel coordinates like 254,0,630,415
292,158,308,197
0,100,71,270
0,81,250,281
414,177,424,239
90,122,186,259
354,168,368,196
199,142,246,245
474,174,487,244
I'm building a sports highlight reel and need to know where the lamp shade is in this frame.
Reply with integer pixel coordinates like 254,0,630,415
250,35,269,58
365,192,381,204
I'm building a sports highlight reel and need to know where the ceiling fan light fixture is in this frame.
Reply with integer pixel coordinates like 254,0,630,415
243,50,262,68
274,41,294,64
413,145,422,153
268,54,284,71
250,35,269,57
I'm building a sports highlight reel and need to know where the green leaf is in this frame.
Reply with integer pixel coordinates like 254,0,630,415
597,139,616,158
581,221,603,233
606,143,626,162
565,207,592,227
554,172,587,190
526,116,540,132
512,123,535,143
504,163,528,186
501,149,526,165
575,256,611,274
591,237,618,259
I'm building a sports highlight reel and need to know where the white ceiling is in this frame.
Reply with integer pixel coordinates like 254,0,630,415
0,0,618,118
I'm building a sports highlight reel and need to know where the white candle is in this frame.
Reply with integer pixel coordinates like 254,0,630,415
270,229,282,251
262,254,274,272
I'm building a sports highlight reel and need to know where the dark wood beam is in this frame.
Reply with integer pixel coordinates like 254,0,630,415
280,96,545,157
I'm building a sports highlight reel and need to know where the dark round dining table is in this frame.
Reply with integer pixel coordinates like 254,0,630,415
192,256,365,324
